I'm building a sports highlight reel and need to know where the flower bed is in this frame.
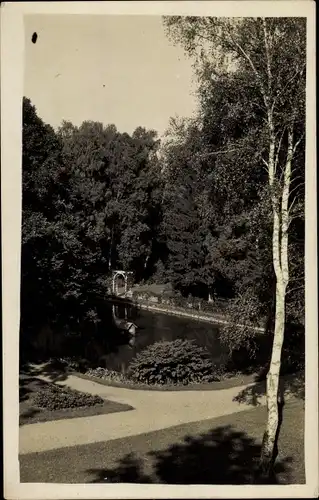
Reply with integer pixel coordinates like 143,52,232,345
85,367,131,385
32,382,104,411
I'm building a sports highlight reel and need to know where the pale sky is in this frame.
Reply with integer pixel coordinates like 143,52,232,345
24,15,198,137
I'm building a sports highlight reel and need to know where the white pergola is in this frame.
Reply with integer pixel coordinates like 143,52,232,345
112,270,133,296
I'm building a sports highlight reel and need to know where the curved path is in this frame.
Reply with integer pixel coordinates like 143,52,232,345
19,374,266,455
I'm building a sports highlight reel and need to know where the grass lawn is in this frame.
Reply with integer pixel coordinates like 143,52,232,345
19,398,304,484
19,375,133,426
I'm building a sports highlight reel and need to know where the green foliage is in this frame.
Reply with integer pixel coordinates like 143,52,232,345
21,98,163,341
32,384,104,411
161,16,305,352
127,339,222,385
21,98,75,331
58,120,163,281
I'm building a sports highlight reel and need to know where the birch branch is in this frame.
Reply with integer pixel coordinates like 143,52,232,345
197,147,246,158
274,127,286,171
286,285,304,296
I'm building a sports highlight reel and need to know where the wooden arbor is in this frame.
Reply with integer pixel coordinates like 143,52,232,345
112,270,133,297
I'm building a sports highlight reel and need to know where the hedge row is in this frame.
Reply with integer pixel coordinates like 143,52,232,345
131,289,228,314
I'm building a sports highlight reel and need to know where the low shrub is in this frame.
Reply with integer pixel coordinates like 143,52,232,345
32,383,104,411
85,367,128,383
53,356,83,371
127,339,222,385
132,290,157,301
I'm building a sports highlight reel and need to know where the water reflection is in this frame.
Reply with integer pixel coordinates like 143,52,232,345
91,302,225,373
22,300,225,373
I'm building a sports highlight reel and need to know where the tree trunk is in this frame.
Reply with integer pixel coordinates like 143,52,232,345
259,281,286,477
108,227,114,270
259,121,293,479
259,111,282,477
208,285,215,303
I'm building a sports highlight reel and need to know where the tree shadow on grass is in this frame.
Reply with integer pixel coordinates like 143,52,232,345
86,426,293,485
87,453,152,484
19,407,42,426
233,371,305,407
19,375,51,402
36,358,72,382
20,359,70,382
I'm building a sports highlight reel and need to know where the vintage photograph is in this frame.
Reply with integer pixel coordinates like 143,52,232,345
1,3,314,495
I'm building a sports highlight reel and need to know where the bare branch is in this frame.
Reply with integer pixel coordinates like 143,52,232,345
190,23,266,103
293,133,305,154
290,174,305,185
262,18,273,102
288,276,304,284
208,20,268,104
272,63,306,109
232,41,267,103
260,157,270,175
288,195,299,215
286,285,304,296
288,209,304,228
289,181,305,198
197,147,246,158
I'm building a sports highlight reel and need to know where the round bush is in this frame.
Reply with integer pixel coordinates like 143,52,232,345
32,383,104,411
127,339,222,386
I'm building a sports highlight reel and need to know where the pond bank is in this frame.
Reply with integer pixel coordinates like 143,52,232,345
112,296,265,333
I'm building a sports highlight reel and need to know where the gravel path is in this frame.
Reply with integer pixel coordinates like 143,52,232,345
19,373,265,455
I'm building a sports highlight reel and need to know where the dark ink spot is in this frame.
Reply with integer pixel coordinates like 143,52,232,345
32,32,38,44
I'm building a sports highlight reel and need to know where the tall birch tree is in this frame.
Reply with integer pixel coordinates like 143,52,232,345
164,16,306,477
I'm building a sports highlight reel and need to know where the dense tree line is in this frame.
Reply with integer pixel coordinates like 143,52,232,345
21,99,162,351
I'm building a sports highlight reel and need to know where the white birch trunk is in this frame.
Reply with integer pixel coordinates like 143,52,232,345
260,280,286,474
144,254,150,269
260,124,293,476
108,227,114,270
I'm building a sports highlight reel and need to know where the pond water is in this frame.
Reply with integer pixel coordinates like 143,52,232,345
97,304,226,374
23,300,228,374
